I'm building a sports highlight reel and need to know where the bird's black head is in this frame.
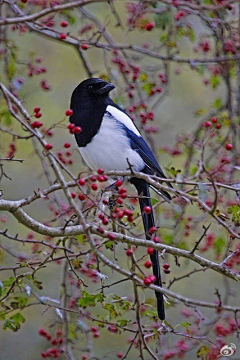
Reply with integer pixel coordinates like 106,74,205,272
69,78,115,146
71,78,115,102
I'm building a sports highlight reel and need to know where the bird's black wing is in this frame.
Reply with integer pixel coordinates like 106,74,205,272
124,127,173,202
106,102,172,201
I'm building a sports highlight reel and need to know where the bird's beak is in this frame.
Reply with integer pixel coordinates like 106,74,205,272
97,82,115,95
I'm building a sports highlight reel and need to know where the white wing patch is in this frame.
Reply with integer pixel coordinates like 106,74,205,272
79,115,144,172
106,105,141,137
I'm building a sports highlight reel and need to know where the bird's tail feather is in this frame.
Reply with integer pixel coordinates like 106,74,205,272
131,178,165,320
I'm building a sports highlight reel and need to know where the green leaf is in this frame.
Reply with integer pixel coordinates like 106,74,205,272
95,293,104,303
33,279,43,290
77,291,103,308
72,259,82,269
141,309,158,319
195,108,206,116
142,82,155,95
10,296,28,309
3,313,25,332
155,12,172,29
3,277,15,287
139,74,148,82
117,319,129,327
210,75,220,89
211,97,223,109
78,291,96,308
166,167,181,176
151,198,158,206
0,310,6,320
163,233,173,245
7,58,16,80
76,234,86,244
105,241,114,250
103,303,118,318
68,323,77,341
213,237,226,255
227,204,240,226
60,10,76,25
0,108,12,126
181,322,191,330
197,345,210,359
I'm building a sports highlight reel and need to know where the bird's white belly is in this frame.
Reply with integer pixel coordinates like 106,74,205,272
79,116,144,172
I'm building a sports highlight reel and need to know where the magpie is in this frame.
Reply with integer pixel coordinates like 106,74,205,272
70,78,172,320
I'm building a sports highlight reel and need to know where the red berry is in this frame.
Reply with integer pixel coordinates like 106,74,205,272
78,178,86,186
90,175,97,182
149,226,157,234
163,263,170,269
34,112,42,118
149,275,156,283
117,353,123,359
60,33,67,40
147,247,154,255
126,249,133,256
144,277,151,285
204,121,211,128
71,192,76,198
78,193,86,201
97,168,104,175
64,142,71,148
144,260,152,268
45,143,53,150
118,187,127,194
91,183,98,191
91,326,98,332
31,121,43,128
215,123,221,129
108,325,118,333
74,126,82,133
144,206,151,214
225,143,233,151
93,331,100,338
68,123,75,130
41,353,48,358
117,198,123,204
128,215,134,223
65,109,73,116
34,107,41,113
97,174,106,182
61,21,68,27
164,269,171,274
211,117,218,123
117,211,124,219
38,328,47,336
124,209,133,216
81,44,89,50
102,218,109,225
145,22,155,31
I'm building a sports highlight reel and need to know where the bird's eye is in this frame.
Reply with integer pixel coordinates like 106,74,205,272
88,85,94,91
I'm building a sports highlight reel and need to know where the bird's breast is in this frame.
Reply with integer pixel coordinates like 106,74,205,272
79,115,144,172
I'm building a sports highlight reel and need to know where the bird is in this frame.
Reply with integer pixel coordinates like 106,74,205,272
69,78,172,320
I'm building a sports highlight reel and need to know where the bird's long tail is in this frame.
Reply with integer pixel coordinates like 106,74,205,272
131,178,165,320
